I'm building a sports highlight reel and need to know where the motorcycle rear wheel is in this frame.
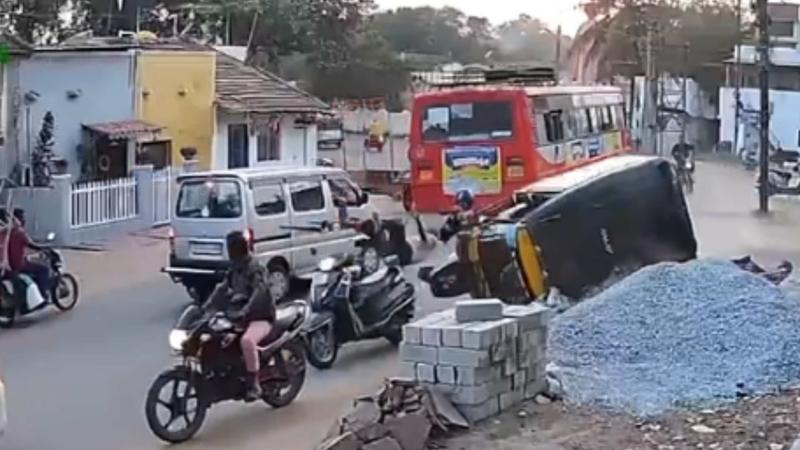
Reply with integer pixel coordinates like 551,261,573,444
52,274,79,311
263,341,306,408
145,367,207,444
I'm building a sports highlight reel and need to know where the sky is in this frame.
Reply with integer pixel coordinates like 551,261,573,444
376,0,588,36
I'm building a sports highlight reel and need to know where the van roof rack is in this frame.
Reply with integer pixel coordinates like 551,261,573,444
415,66,557,88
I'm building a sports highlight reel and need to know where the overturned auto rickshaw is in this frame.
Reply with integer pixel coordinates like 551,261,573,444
419,155,699,302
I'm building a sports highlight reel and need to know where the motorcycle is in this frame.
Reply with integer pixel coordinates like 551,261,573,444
304,253,416,370
145,300,310,443
675,159,695,194
765,149,800,196
0,233,79,328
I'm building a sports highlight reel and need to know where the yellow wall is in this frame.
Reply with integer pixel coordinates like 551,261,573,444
136,51,215,169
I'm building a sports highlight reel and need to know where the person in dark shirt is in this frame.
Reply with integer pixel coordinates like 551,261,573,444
1,209,48,297
671,142,695,172
203,231,275,401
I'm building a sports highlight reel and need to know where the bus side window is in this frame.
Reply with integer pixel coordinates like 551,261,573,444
543,111,565,143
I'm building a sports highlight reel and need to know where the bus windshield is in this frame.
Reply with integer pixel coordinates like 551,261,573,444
422,101,513,142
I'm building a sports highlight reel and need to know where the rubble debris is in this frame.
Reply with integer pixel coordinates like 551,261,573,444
548,259,800,417
317,379,469,450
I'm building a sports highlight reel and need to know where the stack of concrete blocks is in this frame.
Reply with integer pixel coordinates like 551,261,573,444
399,300,552,423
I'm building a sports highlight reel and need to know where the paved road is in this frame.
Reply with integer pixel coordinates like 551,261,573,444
3,159,800,450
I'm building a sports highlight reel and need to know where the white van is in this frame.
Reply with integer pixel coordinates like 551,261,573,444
163,165,378,302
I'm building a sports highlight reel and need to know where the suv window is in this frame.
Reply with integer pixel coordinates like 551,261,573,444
290,180,325,212
329,178,362,206
176,179,242,218
253,184,286,216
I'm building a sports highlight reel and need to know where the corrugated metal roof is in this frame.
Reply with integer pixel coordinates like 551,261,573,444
83,120,164,140
38,34,210,52
215,52,329,115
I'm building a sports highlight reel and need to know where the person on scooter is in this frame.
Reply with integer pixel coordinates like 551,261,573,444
671,142,695,173
439,189,478,243
4,209,49,298
203,231,275,401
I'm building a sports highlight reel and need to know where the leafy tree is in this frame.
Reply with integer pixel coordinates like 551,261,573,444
495,14,572,64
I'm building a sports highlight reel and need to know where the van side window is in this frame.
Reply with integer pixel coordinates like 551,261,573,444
253,184,286,216
329,178,361,206
289,181,325,212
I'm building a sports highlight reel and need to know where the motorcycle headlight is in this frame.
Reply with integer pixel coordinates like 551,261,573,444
168,329,189,351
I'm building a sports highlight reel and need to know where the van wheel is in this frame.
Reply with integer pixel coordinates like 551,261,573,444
267,263,290,302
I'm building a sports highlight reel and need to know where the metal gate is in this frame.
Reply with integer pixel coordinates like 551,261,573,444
153,166,174,226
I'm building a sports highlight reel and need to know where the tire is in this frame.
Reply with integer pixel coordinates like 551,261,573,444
52,273,79,311
306,324,338,370
145,367,207,444
263,340,306,408
267,262,290,302
361,244,380,275
398,241,414,266
384,303,414,346
0,306,15,329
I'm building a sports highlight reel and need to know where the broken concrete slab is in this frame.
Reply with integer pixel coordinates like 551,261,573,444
384,413,431,450
362,436,403,450
318,432,362,450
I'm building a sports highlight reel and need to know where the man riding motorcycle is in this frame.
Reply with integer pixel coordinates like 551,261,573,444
203,231,276,401
0,209,49,297
439,189,479,244
671,142,695,173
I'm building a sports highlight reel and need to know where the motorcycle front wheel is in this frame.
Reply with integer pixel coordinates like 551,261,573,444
306,325,338,370
145,367,207,444
52,274,79,311
263,340,306,408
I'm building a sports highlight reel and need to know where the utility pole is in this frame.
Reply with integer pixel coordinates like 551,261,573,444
555,25,563,80
642,20,658,155
757,0,770,213
733,0,743,156
680,42,689,147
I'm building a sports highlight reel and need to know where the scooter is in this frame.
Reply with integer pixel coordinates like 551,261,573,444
0,233,79,328
304,253,416,370
765,149,800,196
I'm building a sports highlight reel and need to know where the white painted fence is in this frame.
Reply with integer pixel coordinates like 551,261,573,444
70,177,138,229
153,166,175,226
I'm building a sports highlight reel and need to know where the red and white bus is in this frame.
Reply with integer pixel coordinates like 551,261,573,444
407,83,632,213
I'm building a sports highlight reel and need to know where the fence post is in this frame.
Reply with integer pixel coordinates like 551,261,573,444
51,175,72,246
132,165,155,228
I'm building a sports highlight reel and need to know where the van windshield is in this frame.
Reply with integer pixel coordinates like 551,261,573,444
177,179,243,219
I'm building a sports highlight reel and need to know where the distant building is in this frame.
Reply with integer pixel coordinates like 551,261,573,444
719,1,800,156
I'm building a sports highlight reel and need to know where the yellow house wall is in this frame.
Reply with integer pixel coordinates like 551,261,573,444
136,51,215,169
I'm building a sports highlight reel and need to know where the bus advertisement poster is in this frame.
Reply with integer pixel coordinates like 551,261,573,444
442,146,502,195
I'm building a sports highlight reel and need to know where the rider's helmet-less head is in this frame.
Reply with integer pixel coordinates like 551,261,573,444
226,231,250,262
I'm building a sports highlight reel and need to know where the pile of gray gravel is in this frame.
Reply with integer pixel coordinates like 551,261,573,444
547,259,800,417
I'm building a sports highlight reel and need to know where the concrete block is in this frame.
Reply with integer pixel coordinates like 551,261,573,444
490,340,512,363
500,319,520,342
362,436,402,450
512,370,527,390
398,361,417,380
438,347,490,367
402,324,422,345
524,378,548,400
456,365,503,386
519,329,547,348
450,378,511,405
499,387,525,411
416,363,437,383
457,397,500,424
525,360,547,383
503,303,554,331
423,383,457,395
442,326,462,347
399,343,438,364
461,321,502,349
436,365,457,385
421,326,442,347
455,299,504,323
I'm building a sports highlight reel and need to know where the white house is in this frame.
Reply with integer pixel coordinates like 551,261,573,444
212,52,330,170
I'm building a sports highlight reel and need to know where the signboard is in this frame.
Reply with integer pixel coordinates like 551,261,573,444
443,146,502,195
